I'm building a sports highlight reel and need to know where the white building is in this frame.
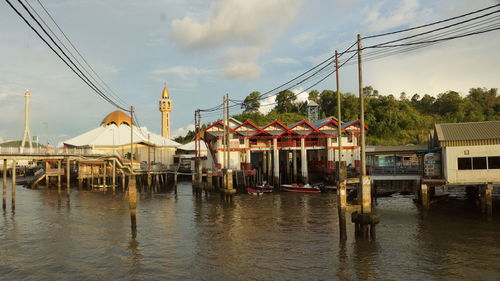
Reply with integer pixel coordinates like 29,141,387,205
62,110,180,165
432,121,500,184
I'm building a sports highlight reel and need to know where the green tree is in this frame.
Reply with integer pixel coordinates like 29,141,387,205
241,91,261,113
275,90,297,113
308,90,320,103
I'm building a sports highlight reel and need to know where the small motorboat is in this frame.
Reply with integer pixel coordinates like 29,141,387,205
256,181,274,193
247,187,264,196
281,183,321,193
376,191,397,197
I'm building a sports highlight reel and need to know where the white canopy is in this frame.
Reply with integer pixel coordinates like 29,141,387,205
177,140,208,152
62,124,180,148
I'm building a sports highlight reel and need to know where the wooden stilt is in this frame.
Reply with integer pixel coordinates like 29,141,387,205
129,175,137,238
57,160,62,194
3,159,7,210
112,159,116,192
66,158,70,194
11,159,16,210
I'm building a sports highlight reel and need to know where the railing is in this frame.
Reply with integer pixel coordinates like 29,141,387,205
305,140,325,147
0,146,100,155
370,166,422,175
277,140,300,147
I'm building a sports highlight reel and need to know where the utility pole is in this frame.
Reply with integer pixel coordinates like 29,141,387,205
336,49,347,241
336,50,342,166
130,106,134,164
223,94,229,170
357,34,366,177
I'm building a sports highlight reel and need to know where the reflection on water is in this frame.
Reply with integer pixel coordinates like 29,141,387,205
1,181,499,280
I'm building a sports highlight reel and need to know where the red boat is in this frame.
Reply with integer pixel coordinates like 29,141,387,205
256,182,274,193
247,187,264,196
281,184,321,193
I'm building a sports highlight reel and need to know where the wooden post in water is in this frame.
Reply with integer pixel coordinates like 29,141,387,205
66,158,70,194
207,170,213,189
103,162,107,189
485,183,493,220
337,161,347,240
3,159,7,210
57,160,62,194
111,159,115,192
421,183,430,209
11,159,16,210
129,174,138,238
121,170,126,192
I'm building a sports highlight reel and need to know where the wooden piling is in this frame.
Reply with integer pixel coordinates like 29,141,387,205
337,161,347,240
57,160,62,194
112,159,116,192
485,184,493,220
66,158,70,194
129,175,138,238
421,183,430,209
11,159,16,210
3,159,6,210
121,171,126,192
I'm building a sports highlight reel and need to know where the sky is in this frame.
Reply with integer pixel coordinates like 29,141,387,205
1,0,499,145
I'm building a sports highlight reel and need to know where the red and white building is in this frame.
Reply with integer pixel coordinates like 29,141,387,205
203,116,366,184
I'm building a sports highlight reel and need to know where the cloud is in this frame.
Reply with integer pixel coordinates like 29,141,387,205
172,124,195,138
152,66,215,79
271,57,300,65
170,0,301,80
290,31,327,48
258,95,275,114
363,0,421,32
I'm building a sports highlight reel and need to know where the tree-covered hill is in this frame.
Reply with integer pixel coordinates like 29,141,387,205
178,87,499,146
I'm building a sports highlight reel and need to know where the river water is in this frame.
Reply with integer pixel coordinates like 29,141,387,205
1,181,499,280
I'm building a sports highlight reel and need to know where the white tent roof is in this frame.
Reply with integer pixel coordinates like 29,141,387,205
177,140,208,151
62,124,180,148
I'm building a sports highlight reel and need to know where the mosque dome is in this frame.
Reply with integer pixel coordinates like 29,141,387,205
101,110,134,126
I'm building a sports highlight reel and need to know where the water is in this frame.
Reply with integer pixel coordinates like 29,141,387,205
1,181,499,280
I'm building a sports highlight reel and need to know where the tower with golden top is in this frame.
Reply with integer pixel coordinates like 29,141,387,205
159,84,172,138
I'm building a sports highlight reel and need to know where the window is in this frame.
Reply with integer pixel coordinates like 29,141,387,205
457,158,472,170
472,157,487,169
239,138,245,145
488,156,500,169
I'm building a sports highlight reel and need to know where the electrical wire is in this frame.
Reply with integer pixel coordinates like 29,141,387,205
5,0,128,111
363,3,500,39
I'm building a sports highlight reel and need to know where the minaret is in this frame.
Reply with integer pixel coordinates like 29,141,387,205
159,84,173,139
20,90,33,153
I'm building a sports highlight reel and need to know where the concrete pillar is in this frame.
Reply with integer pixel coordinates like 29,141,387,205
224,169,235,192
196,158,202,188
11,159,16,210
77,161,83,190
262,152,267,177
174,172,178,186
112,159,116,192
300,138,308,183
292,150,297,182
327,137,334,170
66,158,70,194
421,183,430,209
273,138,279,186
3,159,7,210
245,139,251,170
128,175,137,238
57,160,61,194
267,151,272,181
285,151,290,183
147,173,152,188
360,175,372,214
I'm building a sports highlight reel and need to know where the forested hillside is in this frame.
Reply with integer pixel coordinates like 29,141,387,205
176,87,499,145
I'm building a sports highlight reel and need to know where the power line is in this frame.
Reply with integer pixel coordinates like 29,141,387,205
5,0,128,111
363,3,500,39
34,0,130,108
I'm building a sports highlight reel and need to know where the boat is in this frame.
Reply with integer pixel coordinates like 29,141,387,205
256,181,274,193
376,191,397,197
247,187,264,196
281,183,321,193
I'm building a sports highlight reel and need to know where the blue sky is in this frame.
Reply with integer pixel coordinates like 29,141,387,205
1,0,499,145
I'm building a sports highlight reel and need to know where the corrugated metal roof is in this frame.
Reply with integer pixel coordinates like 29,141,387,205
366,144,428,153
435,121,500,142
